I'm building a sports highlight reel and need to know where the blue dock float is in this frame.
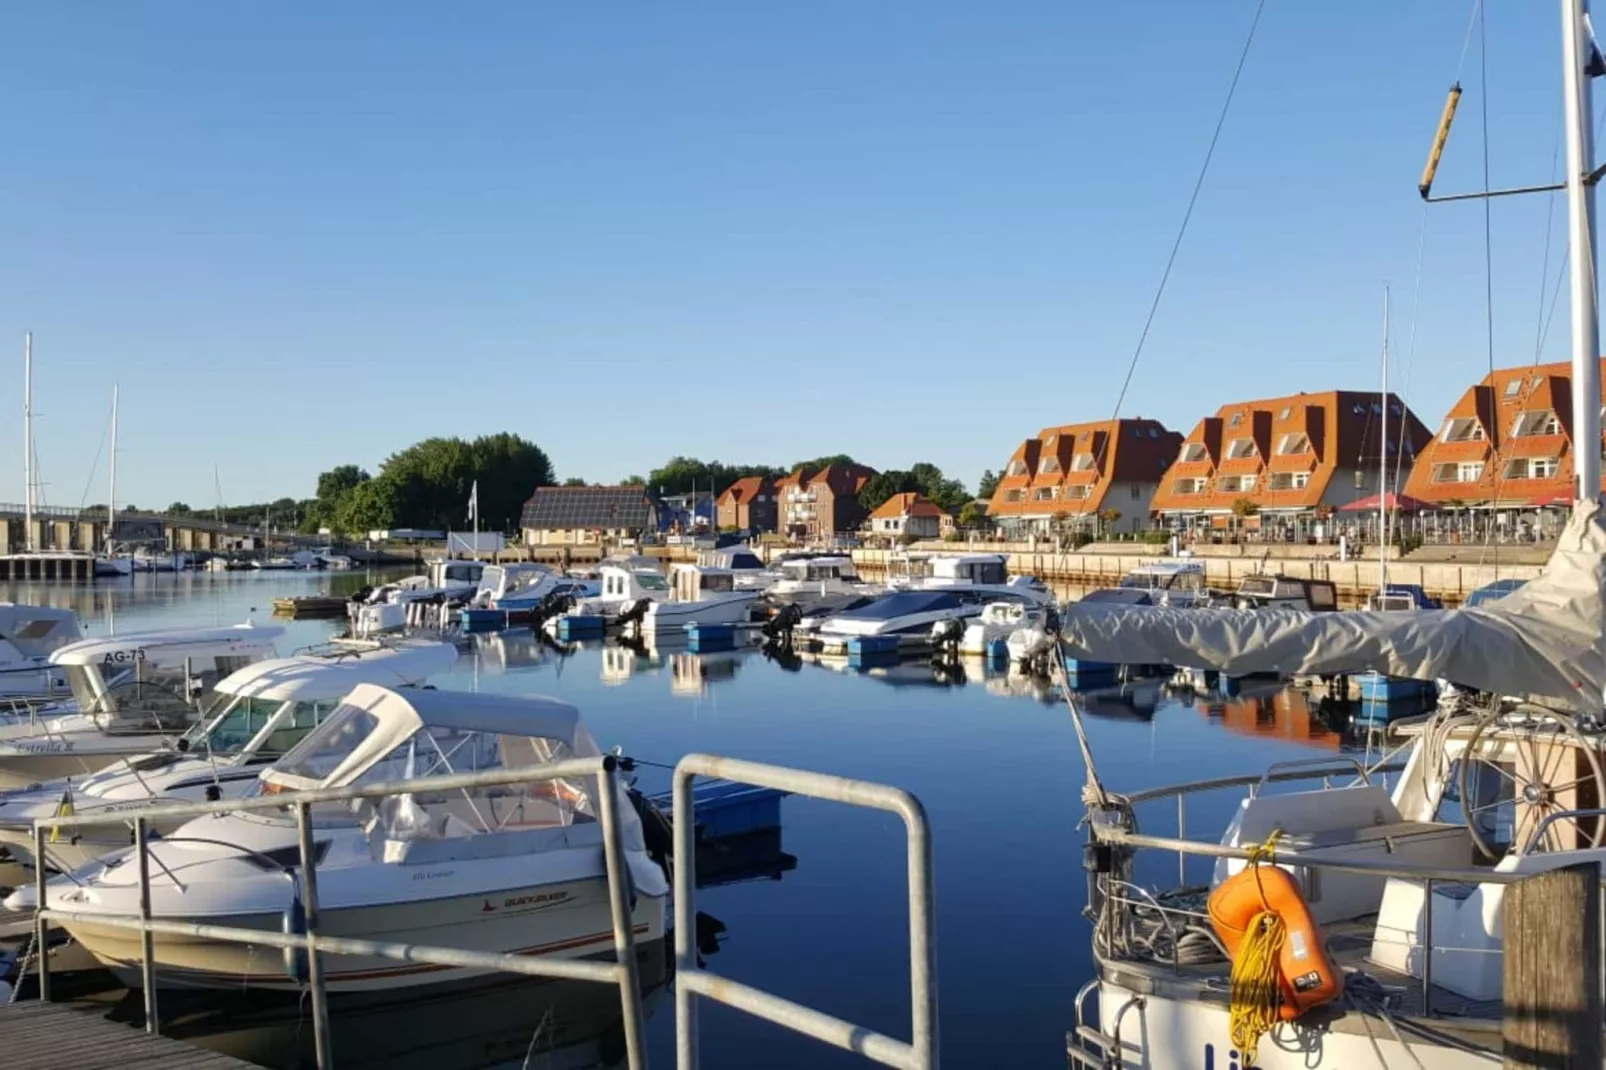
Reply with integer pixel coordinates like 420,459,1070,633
986,638,1010,663
649,780,787,839
847,634,902,666
1358,672,1435,703
687,623,737,652
557,614,606,641
460,607,511,632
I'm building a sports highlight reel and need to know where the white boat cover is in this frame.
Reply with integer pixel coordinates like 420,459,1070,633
1058,501,1606,711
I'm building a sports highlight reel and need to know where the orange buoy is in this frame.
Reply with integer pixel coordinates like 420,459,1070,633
1209,863,1343,1022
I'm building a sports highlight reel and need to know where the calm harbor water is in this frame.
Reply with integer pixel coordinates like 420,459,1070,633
1,571,1390,1068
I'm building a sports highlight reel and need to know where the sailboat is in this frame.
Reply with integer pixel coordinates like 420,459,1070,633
94,384,133,577
1064,4,1606,1067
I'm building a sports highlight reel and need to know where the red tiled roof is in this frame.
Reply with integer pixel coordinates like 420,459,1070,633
718,476,767,505
988,418,1181,517
870,492,946,519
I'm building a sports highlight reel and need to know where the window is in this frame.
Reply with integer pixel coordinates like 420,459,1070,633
1071,453,1095,471
1441,418,1485,443
1064,485,1091,499
1004,489,1024,503
1130,484,1142,499
1131,427,1142,438
1268,472,1309,491
1179,442,1208,463
1218,475,1244,493
1171,478,1205,496
1511,410,1561,437
1240,474,1257,491
1225,438,1256,460
1279,406,1292,420
1504,379,1522,398
1033,487,1055,501
1229,413,1243,428
1039,457,1061,474
1006,459,1027,477
1149,428,1159,438
1275,432,1311,455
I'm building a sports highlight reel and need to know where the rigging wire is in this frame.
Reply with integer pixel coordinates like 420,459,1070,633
1476,0,1501,579
75,416,112,512
1092,0,1266,474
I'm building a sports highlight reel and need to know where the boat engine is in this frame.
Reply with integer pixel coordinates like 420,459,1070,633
615,598,653,629
930,617,964,657
761,603,804,647
532,591,576,627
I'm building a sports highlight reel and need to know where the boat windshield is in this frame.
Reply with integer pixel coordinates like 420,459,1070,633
184,696,335,757
636,572,669,592
1121,569,1199,592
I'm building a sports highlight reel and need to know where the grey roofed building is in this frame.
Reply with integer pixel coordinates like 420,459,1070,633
520,486,662,545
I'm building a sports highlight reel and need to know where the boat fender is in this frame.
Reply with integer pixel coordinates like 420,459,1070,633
282,893,309,984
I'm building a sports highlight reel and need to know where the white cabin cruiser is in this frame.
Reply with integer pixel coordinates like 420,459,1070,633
637,565,760,633
353,559,487,634
952,601,1056,657
765,556,883,614
816,591,982,639
0,638,456,872
545,564,670,634
1233,572,1339,611
896,553,1055,607
0,603,80,702
10,684,668,992
698,546,777,590
0,623,284,790
1115,560,1211,608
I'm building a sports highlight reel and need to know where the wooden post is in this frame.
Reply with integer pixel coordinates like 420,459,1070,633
1504,861,1602,1068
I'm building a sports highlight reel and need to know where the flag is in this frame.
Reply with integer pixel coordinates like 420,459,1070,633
467,480,479,524
49,786,73,844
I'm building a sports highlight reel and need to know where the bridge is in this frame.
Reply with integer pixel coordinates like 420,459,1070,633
0,503,307,555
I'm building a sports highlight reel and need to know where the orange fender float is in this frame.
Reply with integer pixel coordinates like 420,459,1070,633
1208,863,1343,1021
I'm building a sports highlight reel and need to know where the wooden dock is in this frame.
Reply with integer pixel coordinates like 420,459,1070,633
0,1000,258,1069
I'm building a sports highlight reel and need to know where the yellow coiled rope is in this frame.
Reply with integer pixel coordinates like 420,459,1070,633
1228,832,1284,1066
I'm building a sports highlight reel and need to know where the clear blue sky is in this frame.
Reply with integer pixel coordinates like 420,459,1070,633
0,2,1579,509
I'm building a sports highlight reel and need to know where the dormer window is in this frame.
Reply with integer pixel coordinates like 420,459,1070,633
1071,453,1095,472
1039,457,1061,474
1511,410,1561,437
1225,438,1256,460
1279,406,1292,420
1276,432,1311,455
1179,442,1208,463
1441,418,1485,443
1228,413,1243,428
1504,379,1522,398
1006,459,1028,477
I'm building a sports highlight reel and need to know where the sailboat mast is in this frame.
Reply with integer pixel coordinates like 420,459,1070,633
107,384,119,555
1379,285,1390,590
1563,0,1601,502
22,332,33,553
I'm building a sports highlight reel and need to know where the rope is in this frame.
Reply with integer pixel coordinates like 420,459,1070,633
8,930,35,1004
1227,830,1285,1066
1049,638,1111,808
1089,0,1266,479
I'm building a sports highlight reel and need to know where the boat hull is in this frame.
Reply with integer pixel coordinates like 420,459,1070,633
639,595,756,633
70,875,666,993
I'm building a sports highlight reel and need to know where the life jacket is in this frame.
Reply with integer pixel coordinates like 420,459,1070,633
1209,862,1343,1022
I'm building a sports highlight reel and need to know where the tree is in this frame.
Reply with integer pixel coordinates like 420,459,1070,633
621,474,646,486
858,462,969,514
166,502,192,516
858,470,923,512
316,465,370,502
977,469,1000,500
376,433,554,532
562,477,588,487
645,456,784,496
958,500,990,530
789,453,856,473
1099,508,1123,538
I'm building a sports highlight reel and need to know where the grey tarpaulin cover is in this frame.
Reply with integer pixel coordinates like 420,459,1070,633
1057,501,1606,711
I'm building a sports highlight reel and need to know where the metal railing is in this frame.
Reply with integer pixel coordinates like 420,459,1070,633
29,754,648,1070
672,754,936,1070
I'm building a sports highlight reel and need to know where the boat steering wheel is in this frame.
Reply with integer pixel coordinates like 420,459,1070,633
1455,706,1606,858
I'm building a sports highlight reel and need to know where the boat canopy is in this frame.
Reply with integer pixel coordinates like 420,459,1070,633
0,603,80,659
1079,588,1155,607
49,623,284,667
215,640,456,702
1059,501,1606,710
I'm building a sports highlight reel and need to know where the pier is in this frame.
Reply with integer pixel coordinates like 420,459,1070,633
0,1001,255,1069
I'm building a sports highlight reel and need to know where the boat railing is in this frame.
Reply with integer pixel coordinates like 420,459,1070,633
671,753,936,1070
1086,759,1606,1023
28,754,651,1070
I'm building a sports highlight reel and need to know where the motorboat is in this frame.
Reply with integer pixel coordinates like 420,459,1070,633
764,556,883,614
131,550,193,573
0,622,285,789
1366,583,1442,611
895,553,1055,606
1004,588,1154,665
462,564,601,629
353,559,488,634
1114,560,1212,608
545,563,671,634
1233,573,1339,611
1463,577,1526,607
952,601,1056,657
815,590,982,639
94,555,134,578
697,546,777,590
0,603,80,702
637,565,761,633
9,684,669,992
0,637,456,873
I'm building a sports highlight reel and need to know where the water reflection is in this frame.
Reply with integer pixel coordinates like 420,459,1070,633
131,938,670,1070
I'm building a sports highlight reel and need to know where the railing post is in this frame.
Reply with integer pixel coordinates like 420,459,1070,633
595,757,647,1070
135,816,159,1034
906,792,937,1069
296,801,334,1070
673,764,699,1070
1176,795,1187,888
1420,877,1432,1018
32,823,49,1002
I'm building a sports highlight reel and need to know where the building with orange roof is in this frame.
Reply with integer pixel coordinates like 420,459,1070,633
867,492,948,540
778,463,878,541
986,418,1181,535
1149,390,1431,536
715,476,777,533
1402,358,1606,511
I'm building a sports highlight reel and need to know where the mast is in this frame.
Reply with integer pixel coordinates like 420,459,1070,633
1379,285,1390,590
22,332,33,553
1564,0,1602,502
106,384,119,555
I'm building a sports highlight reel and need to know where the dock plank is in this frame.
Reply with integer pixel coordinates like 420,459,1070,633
0,1001,257,1069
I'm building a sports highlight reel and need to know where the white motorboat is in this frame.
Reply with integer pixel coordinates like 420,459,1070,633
816,590,982,639
1114,560,1212,608
638,565,760,633
131,550,192,573
952,601,1055,657
546,563,670,634
353,559,488,634
1232,573,1339,611
0,637,456,872
697,546,777,590
0,622,285,789
462,564,602,626
895,553,1055,607
9,684,669,992
765,556,884,614
94,555,134,578
0,603,80,702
